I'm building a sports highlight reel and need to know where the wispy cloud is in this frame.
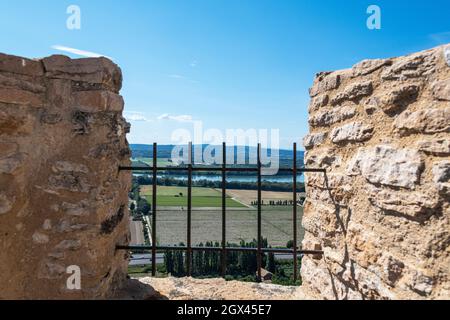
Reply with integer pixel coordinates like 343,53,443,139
125,112,194,123
190,60,198,67
429,31,450,44
157,113,193,123
124,112,152,122
51,45,113,60
167,74,199,84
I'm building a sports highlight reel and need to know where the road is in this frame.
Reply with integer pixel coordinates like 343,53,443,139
130,253,165,266
129,219,145,245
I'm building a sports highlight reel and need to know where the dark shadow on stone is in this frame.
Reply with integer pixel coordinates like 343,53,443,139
323,172,352,235
112,278,169,300
101,205,125,235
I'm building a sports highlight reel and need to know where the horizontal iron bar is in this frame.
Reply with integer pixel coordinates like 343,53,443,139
116,245,324,255
119,166,326,173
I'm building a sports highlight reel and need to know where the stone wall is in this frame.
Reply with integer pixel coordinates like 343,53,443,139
302,44,450,299
0,53,131,299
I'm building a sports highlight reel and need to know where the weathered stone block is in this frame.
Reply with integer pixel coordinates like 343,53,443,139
0,87,44,107
433,160,450,196
381,50,436,80
309,105,356,127
73,90,124,112
305,148,341,168
306,172,352,189
410,271,435,296
309,72,340,97
416,138,450,156
0,193,13,215
330,81,373,105
42,55,122,93
330,122,374,143
0,73,45,93
0,53,44,76
52,161,89,174
444,45,450,67
60,200,91,217
432,160,450,183
32,231,49,244
352,58,392,77
431,79,450,101
347,145,423,189
380,84,420,114
368,185,440,217
394,106,450,135
303,132,327,149
308,94,329,112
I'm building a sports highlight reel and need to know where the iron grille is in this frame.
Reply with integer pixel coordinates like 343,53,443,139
116,142,325,282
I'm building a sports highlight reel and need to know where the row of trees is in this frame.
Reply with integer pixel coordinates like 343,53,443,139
134,175,305,192
129,180,151,217
163,238,278,277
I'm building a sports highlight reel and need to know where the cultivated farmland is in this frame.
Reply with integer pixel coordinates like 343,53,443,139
140,185,245,208
154,206,303,248
225,189,304,206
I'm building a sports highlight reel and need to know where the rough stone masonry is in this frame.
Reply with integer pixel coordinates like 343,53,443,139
0,53,131,299
302,44,450,299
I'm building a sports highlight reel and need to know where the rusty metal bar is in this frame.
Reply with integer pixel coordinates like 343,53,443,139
117,244,324,255
256,143,262,282
293,142,298,282
187,142,193,276
151,143,157,276
221,142,227,276
119,142,327,281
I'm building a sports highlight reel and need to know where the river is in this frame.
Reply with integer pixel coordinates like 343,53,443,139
133,173,305,183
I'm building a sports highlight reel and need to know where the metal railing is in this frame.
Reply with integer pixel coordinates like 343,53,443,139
116,142,325,282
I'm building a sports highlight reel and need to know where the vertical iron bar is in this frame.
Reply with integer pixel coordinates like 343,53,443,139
257,143,262,282
221,142,227,276
293,142,298,282
187,142,193,276
151,143,157,276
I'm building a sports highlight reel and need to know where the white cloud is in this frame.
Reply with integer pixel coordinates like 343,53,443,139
190,60,198,67
157,113,193,123
51,45,113,60
125,112,193,123
167,74,199,84
124,112,151,122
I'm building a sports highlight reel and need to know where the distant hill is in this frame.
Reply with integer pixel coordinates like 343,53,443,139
130,144,304,167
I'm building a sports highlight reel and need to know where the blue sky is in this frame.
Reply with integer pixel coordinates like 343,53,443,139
1,0,449,149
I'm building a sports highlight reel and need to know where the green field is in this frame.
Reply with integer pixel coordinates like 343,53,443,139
132,157,173,167
140,185,245,208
